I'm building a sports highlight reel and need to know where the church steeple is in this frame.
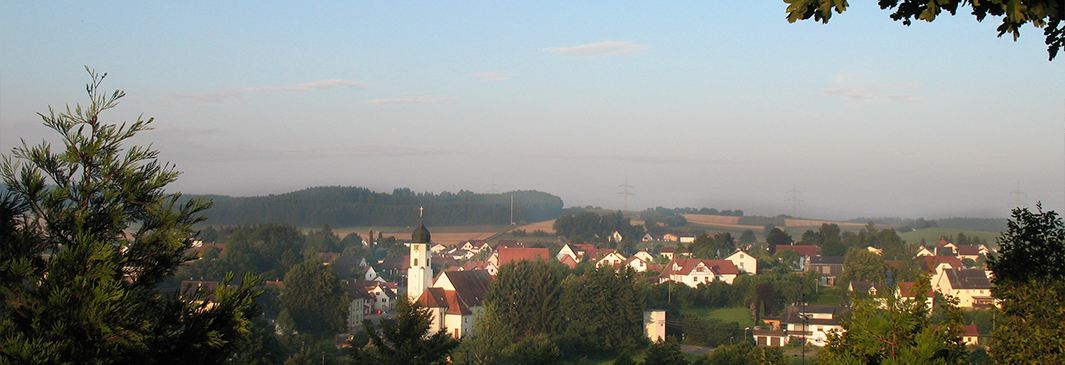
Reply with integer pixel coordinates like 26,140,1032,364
407,207,432,302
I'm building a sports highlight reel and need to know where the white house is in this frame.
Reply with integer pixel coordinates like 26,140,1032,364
596,251,627,268
725,250,757,275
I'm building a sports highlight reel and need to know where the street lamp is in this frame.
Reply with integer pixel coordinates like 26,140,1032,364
797,313,811,365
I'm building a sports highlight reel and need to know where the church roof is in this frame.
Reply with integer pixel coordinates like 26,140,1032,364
412,222,431,243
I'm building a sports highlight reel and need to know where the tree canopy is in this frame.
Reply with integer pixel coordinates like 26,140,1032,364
784,0,1065,60
0,69,260,364
987,204,1065,364
350,297,459,365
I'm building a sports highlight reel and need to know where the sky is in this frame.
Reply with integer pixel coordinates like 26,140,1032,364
1,2,1063,220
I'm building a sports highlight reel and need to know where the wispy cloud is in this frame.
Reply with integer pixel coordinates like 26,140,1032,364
470,72,512,81
818,77,923,102
165,79,367,103
363,92,455,105
546,41,648,58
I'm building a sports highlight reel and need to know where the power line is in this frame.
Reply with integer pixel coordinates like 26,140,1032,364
785,184,804,217
617,179,635,211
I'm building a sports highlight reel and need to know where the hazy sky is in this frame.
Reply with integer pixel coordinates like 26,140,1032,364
2,2,1062,220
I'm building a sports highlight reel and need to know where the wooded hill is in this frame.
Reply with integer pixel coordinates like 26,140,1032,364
193,186,564,227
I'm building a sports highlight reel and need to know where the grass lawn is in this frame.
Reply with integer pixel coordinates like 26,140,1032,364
810,287,846,306
680,307,755,327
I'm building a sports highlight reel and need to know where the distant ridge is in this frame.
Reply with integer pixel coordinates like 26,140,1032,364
193,186,564,227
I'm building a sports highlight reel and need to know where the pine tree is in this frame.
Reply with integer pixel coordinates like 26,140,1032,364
0,69,260,364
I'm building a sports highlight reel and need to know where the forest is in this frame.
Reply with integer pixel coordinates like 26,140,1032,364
193,186,564,227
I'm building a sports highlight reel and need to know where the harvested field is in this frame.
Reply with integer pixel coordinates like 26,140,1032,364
514,220,556,234
682,214,741,225
784,219,874,230
682,214,762,230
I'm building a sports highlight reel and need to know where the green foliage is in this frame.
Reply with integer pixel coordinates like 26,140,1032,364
562,266,647,352
200,188,563,227
739,229,757,244
350,297,458,365
0,70,260,364
784,0,1065,60
838,247,886,287
640,338,688,365
819,276,966,365
554,210,644,242
765,228,792,251
690,233,736,259
987,205,1065,364
281,258,348,338
484,260,567,337
694,342,785,365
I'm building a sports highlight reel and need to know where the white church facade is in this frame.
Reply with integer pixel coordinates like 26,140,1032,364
407,221,493,339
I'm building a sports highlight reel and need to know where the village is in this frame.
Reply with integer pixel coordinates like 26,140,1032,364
178,212,998,364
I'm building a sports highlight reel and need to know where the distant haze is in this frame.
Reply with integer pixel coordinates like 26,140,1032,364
2,2,1062,220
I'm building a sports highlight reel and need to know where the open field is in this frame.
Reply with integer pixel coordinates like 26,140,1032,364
514,220,556,234
683,214,762,230
898,227,1001,247
784,219,870,230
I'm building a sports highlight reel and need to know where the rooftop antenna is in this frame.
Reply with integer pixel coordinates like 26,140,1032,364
1009,183,1028,209
617,179,635,211
786,184,804,218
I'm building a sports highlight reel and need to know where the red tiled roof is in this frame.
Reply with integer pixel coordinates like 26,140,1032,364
775,245,818,257
558,255,578,269
897,282,933,298
955,245,982,256
704,260,739,275
921,256,962,272
497,247,550,265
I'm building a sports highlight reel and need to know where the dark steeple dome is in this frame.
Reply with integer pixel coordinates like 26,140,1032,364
411,222,431,243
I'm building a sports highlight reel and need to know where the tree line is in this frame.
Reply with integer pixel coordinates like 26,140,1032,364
193,186,564,227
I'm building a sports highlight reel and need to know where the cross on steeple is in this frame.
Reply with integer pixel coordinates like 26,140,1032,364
419,206,424,218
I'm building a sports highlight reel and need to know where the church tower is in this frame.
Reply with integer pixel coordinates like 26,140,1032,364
407,208,432,302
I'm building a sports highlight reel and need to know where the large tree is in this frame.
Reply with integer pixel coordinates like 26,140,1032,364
784,0,1064,60
350,297,459,365
280,258,347,338
986,204,1065,364
818,276,967,365
0,70,260,364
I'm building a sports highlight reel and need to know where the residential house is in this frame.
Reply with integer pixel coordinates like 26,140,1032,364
367,283,397,313
897,282,934,311
659,259,740,286
488,247,551,267
344,285,372,332
725,249,758,275
808,256,845,286
962,325,980,346
622,256,649,273
634,249,656,263
662,233,680,242
774,245,818,271
915,246,934,257
608,231,624,243
641,233,654,242
430,243,448,254
936,268,993,308
755,305,847,347
954,245,988,262
679,236,696,244
596,251,627,268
